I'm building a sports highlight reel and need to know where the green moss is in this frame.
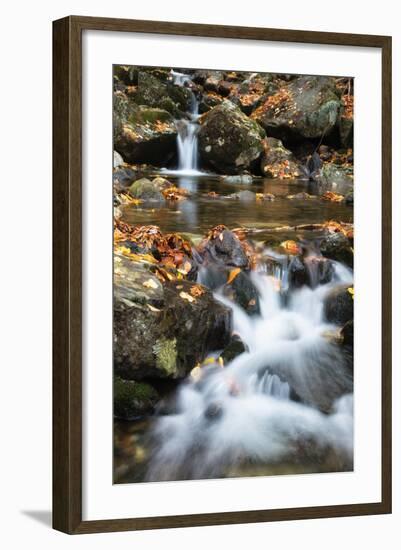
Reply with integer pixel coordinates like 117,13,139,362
153,338,177,375
128,107,172,126
114,377,158,419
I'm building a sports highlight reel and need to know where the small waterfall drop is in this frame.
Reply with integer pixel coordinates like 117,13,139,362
146,253,354,481
168,71,203,176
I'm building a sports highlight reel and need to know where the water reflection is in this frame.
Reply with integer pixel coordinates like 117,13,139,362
122,175,353,243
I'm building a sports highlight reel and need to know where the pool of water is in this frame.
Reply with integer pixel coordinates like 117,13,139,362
121,174,353,244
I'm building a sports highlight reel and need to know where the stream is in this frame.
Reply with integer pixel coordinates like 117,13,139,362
114,71,354,484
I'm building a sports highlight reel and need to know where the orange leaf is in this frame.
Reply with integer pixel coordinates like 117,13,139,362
227,268,241,285
280,240,300,254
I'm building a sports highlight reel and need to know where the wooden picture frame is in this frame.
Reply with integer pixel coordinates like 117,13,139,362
53,15,392,534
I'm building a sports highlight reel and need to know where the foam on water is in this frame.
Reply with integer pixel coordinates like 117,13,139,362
146,254,354,481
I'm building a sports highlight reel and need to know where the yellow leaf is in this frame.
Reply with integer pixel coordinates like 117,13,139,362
179,291,195,303
190,365,202,382
142,279,158,289
147,304,161,312
347,287,354,299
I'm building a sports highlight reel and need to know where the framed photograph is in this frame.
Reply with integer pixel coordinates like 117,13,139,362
53,16,392,534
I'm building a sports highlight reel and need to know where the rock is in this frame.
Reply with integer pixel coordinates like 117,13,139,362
229,73,276,114
304,256,334,287
198,100,265,174
222,270,260,315
114,150,124,168
260,137,301,178
134,71,192,116
221,174,253,185
199,92,224,114
252,76,341,142
204,71,224,92
341,320,353,348
324,285,354,325
113,166,138,193
151,176,171,189
220,334,248,364
288,256,308,288
114,259,232,380
339,95,353,147
204,402,224,421
113,92,177,165
114,377,159,419
198,228,250,268
230,190,256,201
114,65,138,85
317,163,354,195
319,232,353,267
345,191,354,206
114,256,164,308
128,178,164,201
288,255,333,289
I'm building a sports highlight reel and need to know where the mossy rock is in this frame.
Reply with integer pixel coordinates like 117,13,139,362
128,106,173,125
113,93,177,165
198,100,265,174
128,178,164,201
252,75,341,142
114,377,159,419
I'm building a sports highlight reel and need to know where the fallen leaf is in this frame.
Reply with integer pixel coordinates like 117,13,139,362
226,268,241,285
147,304,161,312
142,279,159,289
347,287,354,299
179,291,195,303
280,240,300,254
190,284,206,297
322,191,345,203
190,365,202,382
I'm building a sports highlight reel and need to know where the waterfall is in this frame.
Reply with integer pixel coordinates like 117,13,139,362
167,71,203,176
146,255,354,482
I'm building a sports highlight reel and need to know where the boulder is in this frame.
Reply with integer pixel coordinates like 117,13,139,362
220,334,248,364
128,178,164,202
134,70,192,116
221,174,253,184
114,150,124,168
114,258,232,380
198,100,265,174
319,232,353,267
317,163,354,195
222,270,260,315
288,256,308,288
252,76,341,142
230,190,256,201
198,227,250,269
114,65,138,85
324,284,354,325
260,137,301,178
341,320,353,348
288,255,333,289
113,92,177,165
114,377,159,419
198,92,224,114
229,73,276,114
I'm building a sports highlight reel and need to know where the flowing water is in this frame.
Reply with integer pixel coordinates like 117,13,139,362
143,262,353,482
114,72,354,484
163,70,203,176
